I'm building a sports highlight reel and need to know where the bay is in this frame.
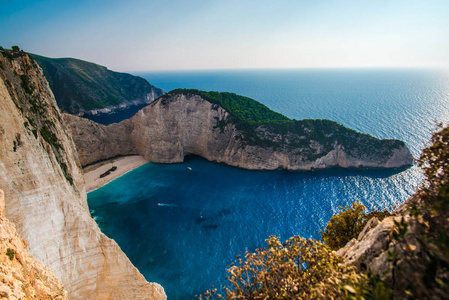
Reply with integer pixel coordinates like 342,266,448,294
88,68,449,299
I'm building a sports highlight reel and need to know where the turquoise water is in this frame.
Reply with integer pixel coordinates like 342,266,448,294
88,68,449,299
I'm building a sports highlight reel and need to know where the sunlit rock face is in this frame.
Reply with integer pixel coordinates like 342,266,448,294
0,189,69,300
67,91,413,170
0,50,166,300
129,93,413,170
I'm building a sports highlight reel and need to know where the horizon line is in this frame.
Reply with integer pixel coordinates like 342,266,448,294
128,66,448,74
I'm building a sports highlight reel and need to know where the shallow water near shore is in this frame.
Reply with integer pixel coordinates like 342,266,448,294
88,68,449,299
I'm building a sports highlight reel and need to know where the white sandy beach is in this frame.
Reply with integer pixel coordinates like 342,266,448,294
83,155,149,193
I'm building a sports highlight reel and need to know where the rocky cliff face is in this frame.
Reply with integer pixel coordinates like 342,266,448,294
67,92,413,170
0,49,165,299
0,189,69,299
335,192,434,295
336,214,406,278
63,114,136,166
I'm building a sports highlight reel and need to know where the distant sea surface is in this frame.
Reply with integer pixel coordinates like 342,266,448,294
87,68,449,299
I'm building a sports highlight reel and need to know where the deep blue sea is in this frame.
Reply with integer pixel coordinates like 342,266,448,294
87,68,449,299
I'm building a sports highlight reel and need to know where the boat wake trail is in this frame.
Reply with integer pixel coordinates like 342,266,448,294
157,203,177,207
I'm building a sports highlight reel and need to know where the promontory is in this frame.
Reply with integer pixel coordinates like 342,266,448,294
64,89,414,170
31,53,165,116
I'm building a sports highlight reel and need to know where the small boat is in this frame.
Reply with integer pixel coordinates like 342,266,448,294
187,167,192,170
158,203,176,207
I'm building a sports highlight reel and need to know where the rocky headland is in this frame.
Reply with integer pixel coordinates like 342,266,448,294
31,54,165,116
0,49,165,299
65,89,414,170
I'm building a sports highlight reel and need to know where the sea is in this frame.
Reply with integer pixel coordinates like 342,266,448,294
86,68,449,299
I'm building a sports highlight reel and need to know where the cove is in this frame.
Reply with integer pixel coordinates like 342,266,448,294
88,156,417,299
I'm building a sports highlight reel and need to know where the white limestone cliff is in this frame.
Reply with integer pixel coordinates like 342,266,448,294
65,92,413,170
0,50,165,299
0,189,69,299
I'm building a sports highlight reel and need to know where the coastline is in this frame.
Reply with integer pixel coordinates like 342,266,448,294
83,155,149,193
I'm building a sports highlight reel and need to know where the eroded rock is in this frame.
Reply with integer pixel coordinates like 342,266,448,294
66,92,414,171
0,50,166,300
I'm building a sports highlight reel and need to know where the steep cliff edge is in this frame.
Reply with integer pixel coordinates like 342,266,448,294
335,176,444,296
0,189,69,299
31,54,165,116
66,89,413,170
63,114,136,166
0,49,165,299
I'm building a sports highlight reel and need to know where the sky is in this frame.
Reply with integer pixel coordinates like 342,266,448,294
1,0,448,71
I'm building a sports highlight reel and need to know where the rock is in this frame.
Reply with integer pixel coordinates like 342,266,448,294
66,91,414,170
337,216,396,271
0,189,69,299
0,50,166,299
336,209,420,286
357,216,379,241
63,114,136,166
0,285,11,298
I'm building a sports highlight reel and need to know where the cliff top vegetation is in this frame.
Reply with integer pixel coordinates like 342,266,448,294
0,48,74,185
164,88,290,125
162,89,406,159
30,54,165,114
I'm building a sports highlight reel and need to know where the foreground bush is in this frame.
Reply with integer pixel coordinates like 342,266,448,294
320,200,367,251
320,200,391,251
200,236,389,299
390,123,449,298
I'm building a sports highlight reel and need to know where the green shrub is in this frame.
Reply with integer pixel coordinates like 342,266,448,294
320,201,366,251
418,123,449,200
40,125,61,149
20,74,34,94
201,236,368,299
321,200,367,251
6,248,15,260
1,50,13,60
59,162,73,186
320,200,391,251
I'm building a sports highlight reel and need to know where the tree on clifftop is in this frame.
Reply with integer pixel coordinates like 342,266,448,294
320,200,392,251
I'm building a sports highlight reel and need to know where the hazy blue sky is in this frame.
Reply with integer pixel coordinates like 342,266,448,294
1,0,448,71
